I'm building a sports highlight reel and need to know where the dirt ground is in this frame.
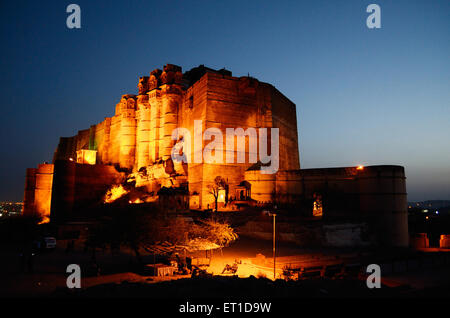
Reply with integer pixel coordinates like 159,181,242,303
1,236,449,297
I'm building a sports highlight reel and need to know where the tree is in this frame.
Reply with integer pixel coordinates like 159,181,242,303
207,176,228,212
85,225,108,262
200,219,238,248
86,208,161,264
0,214,42,251
162,217,238,252
113,210,161,263
161,217,190,246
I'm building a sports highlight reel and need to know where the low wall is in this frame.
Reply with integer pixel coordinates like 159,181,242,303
237,220,372,247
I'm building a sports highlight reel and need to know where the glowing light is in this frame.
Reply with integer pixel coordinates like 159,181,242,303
69,158,74,161
129,198,143,204
313,194,323,217
426,216,429,220
104,184,129,203
76,149,97,165
181,238,221,252
356,165,364,170
217,189,226,203
38,216,50,224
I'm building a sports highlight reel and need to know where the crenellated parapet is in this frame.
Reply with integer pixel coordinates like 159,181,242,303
146,64,183,92
137,65,184,163
115,94,137,116
160,64,183,86
138,76,149,95
140,63,183,93
148,69,162,90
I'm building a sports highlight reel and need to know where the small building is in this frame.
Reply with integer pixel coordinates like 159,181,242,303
158,186,190,214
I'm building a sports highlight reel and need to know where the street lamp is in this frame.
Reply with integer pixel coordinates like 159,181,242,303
263,208,277,280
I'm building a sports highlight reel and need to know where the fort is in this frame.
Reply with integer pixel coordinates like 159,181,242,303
22,64,409,247
171,120,279,172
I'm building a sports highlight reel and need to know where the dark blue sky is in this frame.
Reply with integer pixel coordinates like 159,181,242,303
0,0,449,201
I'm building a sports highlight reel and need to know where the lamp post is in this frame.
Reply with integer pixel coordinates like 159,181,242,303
263,208,277,280
271,212,276,280
262,208,277,280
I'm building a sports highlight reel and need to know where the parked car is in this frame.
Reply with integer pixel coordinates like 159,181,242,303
42,237,57,249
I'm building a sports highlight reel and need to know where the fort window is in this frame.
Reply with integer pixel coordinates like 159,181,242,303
313,193,323,218
76,149,97,165
188,95,193,109
218,189,226,203
236,181,251,201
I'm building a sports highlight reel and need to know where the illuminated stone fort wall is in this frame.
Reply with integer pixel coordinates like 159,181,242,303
246,165,409,247
22,64,408,247
51,64,300,209
23,164,53,222
23,161,124,223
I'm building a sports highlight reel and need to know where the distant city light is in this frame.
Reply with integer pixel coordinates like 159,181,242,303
356,165,364,170
426,216,429,220
436,211,439,215
423,209,428,213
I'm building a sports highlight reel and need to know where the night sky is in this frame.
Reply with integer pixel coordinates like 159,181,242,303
0,0,449,202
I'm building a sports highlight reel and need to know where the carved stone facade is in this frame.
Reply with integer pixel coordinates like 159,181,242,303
48,64,300,210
